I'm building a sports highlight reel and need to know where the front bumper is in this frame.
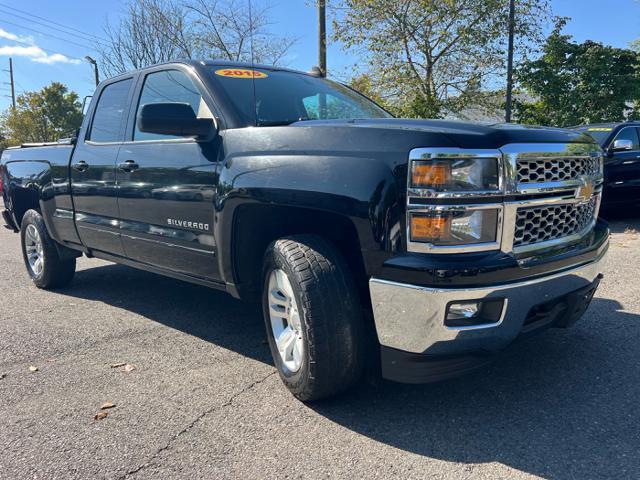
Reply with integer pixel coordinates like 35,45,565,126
370,248,606,383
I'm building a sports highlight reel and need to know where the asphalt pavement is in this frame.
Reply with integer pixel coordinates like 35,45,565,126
1,209,639,479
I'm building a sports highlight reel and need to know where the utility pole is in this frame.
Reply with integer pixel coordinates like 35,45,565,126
505,0,516,123
2,58,16,109
318,0,327,77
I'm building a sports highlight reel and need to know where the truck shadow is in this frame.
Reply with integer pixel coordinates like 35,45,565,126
60,264,639,478
311,297,640,478
65,262,273,365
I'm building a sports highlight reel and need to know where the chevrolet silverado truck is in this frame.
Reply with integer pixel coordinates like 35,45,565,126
0,60,609,401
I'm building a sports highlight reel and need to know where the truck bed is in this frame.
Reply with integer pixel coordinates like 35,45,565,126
1,144,75,236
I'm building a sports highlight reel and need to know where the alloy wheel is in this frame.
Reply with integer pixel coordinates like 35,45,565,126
268,269,304,372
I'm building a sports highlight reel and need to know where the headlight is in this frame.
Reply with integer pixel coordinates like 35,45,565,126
411,158,499,192
410,209,499,246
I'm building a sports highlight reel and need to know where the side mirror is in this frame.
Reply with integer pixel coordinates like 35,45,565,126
138,102,214,139
611,138,633,152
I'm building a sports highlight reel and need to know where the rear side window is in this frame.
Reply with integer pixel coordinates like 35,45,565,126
88,79,132,142
134,70,207,141
612,127,640,150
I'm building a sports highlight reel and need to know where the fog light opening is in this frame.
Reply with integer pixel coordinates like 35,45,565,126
447,302,480,320
445,298,506,328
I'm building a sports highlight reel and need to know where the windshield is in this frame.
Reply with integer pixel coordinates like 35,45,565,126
210,67,392,126
575,126,614,146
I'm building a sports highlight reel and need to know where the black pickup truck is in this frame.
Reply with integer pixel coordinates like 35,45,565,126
574,122,640,211
1,60,609,401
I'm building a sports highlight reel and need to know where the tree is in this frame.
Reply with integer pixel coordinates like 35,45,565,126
0,82,83,146
515,20,640,126
349,73,392,110
333,0,550,118
99,0,296,77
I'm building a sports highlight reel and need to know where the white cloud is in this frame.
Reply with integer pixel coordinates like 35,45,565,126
31,52,81,65
0,28,80,65
0,44,80,65
0,28,32,44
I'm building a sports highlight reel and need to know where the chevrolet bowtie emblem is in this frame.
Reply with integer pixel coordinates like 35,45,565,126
575,177,594,202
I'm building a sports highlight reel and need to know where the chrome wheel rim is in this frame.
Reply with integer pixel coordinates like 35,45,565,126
24,224,44,276
268,269,304,372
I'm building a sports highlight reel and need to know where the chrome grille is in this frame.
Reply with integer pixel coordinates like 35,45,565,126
514,197,597,247
517,156,600,184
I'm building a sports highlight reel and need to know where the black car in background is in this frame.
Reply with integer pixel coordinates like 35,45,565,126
575,121,640,212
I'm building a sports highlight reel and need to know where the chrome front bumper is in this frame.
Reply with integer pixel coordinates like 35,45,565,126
369,255,605,356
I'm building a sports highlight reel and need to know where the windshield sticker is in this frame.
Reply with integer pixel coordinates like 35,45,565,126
215,68,268,79
587,127,613,132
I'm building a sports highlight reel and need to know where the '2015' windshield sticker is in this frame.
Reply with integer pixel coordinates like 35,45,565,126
215,68,268,79
587,127,613,132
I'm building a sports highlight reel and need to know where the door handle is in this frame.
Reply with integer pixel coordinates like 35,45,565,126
118,160,139,172
72,160,89,172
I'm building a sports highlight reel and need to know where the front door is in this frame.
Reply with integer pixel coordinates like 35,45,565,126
116,68,221,280
71,77,134,256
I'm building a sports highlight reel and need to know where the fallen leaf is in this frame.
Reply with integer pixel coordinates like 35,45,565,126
123,364,136,372
94,412,108,421
28,365,39,373
110,363,126,369
100,402,116,410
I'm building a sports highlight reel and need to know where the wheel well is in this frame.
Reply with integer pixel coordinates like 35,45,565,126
231,205,368,303
9,187,40,228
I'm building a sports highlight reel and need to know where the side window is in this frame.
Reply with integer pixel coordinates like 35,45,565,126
88,79,132,142
134,70,209,141
612,127,640,150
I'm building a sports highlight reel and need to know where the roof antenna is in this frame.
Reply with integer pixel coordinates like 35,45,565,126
248,0,258,126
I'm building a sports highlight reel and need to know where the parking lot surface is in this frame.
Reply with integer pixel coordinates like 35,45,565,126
1,209,639,480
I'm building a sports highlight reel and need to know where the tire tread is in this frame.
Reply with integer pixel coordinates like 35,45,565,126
265,234,365,401
20,209,75,289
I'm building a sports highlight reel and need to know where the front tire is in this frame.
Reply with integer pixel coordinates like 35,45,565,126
262,235,365,402
20,209,76,289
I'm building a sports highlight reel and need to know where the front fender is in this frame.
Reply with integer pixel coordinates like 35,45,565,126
215,152,403,287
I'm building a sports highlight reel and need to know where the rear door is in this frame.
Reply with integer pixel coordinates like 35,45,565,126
116,66,221,280
71,77,135,255
605,126,640,205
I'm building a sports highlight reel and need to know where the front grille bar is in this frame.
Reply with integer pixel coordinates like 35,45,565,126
514,197,597,247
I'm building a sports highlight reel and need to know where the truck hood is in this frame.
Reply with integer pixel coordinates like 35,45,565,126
291,118,597,149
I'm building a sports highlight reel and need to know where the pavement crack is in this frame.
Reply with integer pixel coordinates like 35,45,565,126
120,370,276,479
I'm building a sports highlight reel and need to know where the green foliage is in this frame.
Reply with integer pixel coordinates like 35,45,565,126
334,0,550,118
349,73,396,113
0,82,83,146
515,20,640,126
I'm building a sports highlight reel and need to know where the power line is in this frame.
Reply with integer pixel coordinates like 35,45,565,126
0,18,100,52
0,2,111,44
0,8,109,48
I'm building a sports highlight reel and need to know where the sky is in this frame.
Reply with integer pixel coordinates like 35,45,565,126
0,0,639,111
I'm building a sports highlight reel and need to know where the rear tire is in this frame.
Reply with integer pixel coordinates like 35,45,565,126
262,235,365,402
20,209,76,289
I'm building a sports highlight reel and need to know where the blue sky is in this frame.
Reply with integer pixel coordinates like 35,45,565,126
0,0,639,111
